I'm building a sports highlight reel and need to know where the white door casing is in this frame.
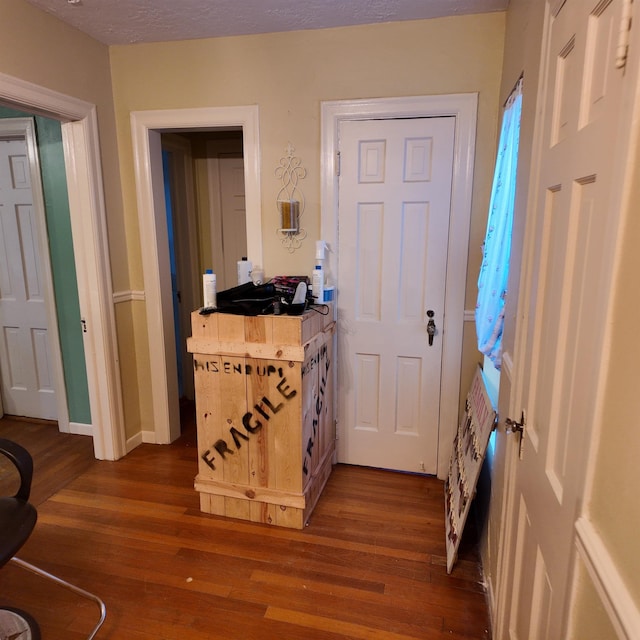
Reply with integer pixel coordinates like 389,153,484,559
131,106,262,445
496,1,632,636
337,116,455,474
321,95,478,479
0,121,66,424
0,72,125,460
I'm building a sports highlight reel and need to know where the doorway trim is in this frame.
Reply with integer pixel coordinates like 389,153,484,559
0,71,125,460
320,94,478,479
130,105,262,445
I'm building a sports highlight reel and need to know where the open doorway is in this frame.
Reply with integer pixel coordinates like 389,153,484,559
0,72,125,460
160,129,246,417
131,105,262,447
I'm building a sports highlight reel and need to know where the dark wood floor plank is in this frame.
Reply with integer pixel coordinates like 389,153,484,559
0,416,491,639
0,416,96,506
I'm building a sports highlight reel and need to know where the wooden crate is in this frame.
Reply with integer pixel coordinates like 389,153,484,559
187,306,335,529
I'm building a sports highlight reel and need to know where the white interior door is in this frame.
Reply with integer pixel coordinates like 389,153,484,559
337,116,455,474
219,155,247,288
499,0,629,636
0,135,57,420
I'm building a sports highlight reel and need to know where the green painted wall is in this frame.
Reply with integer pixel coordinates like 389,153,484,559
0,107,91,424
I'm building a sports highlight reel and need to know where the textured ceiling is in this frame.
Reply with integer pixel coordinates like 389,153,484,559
23,0,507,45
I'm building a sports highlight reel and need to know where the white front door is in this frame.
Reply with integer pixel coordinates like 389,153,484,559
337,116,455,474
0,134,57,419
498,0,629,636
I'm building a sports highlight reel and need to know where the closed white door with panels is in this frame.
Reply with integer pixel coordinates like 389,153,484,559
0,135,57,419
337,116,455,474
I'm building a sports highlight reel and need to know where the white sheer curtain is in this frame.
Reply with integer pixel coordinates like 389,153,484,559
475,79,523,369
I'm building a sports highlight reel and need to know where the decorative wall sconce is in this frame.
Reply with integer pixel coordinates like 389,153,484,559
275,143,307,252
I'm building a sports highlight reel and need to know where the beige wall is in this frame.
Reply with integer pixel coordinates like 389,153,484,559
568,557,619,639
588,130,640,608
109,12,506,434
109,13,506,285
0,1,109,100
0,0,126,290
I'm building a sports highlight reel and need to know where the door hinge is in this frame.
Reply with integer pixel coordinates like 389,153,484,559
616,0,634,70
81,319,87,333
336,151,341,177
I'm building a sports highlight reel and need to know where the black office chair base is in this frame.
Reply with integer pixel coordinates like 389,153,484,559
0,605,41,639
10,557,106,640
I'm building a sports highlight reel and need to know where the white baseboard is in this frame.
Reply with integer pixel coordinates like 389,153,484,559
483,570,496,636
142,430,157,444
125,431,143,453
126,430,158,453
69,422,93,437
575,517,640,639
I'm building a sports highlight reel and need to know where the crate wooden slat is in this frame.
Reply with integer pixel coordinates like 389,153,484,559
188,307,335,529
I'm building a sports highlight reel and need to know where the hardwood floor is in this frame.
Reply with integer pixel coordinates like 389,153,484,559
0,416,491,639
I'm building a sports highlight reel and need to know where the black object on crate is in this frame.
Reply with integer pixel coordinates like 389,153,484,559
200,276,314,317
200,281,276,316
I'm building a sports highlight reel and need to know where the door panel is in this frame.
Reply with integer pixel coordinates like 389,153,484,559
500,0,628,636
0,137,57,419
337,117,455,474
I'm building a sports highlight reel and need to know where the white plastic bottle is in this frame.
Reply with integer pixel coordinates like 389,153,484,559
202,269,217,309
237,257,252,285
251,266,265,285
312,264,324,303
